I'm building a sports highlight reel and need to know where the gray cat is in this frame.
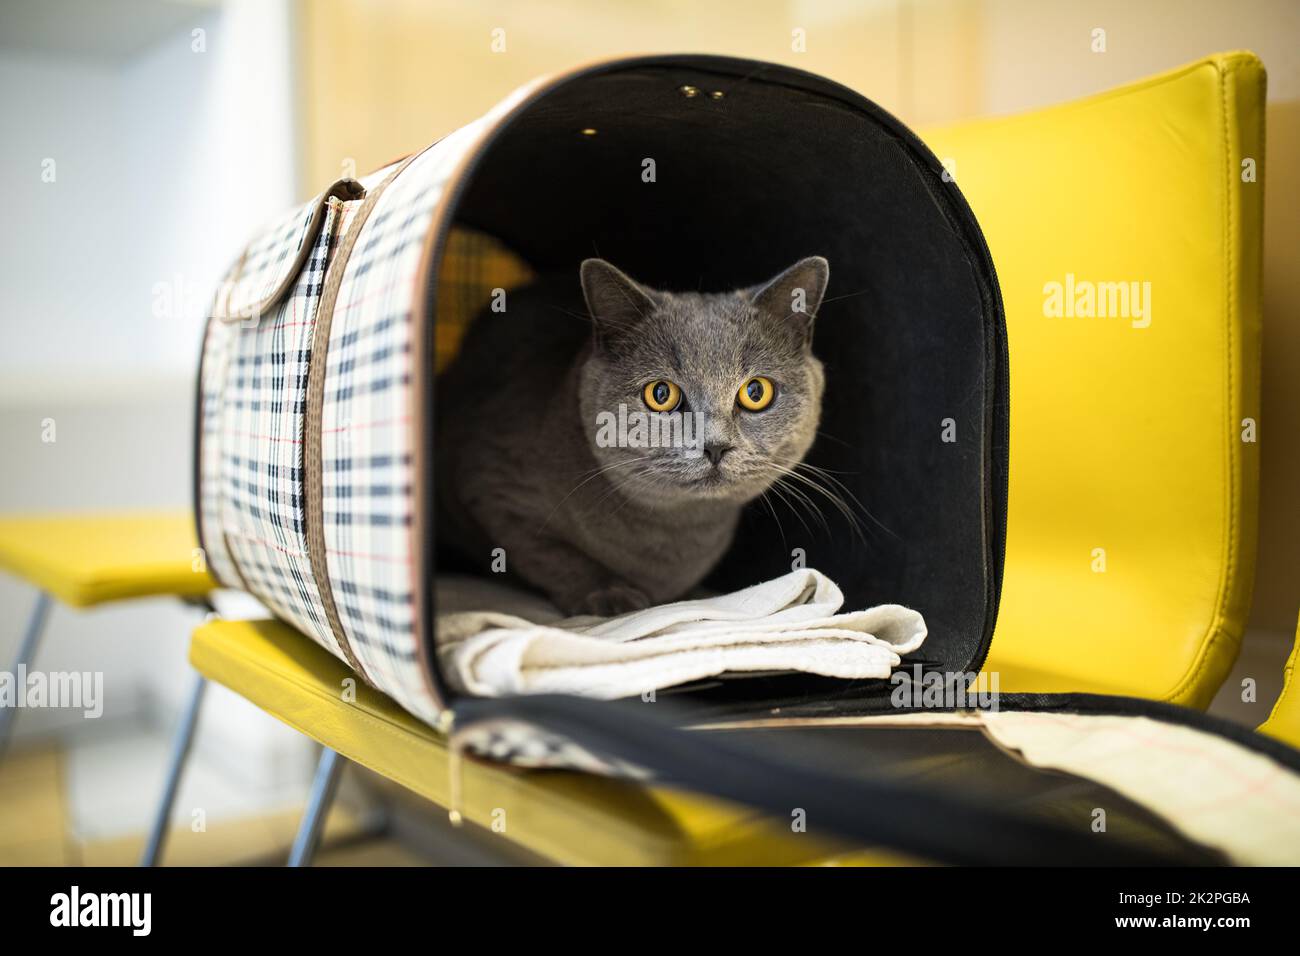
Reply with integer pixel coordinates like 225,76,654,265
435,256,829,616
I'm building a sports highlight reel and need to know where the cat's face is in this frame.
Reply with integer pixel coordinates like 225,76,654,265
577,257,828,509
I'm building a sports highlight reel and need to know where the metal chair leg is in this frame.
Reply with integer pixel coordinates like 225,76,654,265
140,672,208,866
288,747,344,867
0,591,53,761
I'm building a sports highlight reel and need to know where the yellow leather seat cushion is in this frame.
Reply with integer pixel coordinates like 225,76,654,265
0,511,214,607
922,52,1265,707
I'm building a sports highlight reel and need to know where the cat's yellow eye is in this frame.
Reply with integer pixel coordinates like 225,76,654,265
643,380,682,412
737,376,775,411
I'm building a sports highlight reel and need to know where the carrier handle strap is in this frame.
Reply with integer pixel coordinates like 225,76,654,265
215,178,367,325
303,158,415,685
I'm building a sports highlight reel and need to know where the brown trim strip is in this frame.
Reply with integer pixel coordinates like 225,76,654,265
304,161,413,686
408,70,575,715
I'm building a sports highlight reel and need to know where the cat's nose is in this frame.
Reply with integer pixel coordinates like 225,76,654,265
704,442,733,467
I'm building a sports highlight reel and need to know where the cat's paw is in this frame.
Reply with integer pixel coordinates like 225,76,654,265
580,584,651,617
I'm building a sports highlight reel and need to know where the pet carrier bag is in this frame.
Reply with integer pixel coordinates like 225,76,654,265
196,53,1006,726
195,54,1293,865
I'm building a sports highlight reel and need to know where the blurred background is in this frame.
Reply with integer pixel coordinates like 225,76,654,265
0,0,1297,863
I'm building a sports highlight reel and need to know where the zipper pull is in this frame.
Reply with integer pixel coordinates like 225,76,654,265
437,710,464,827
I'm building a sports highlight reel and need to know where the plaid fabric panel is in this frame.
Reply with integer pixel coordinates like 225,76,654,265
200,122,543,729
198,187,335,590
320,123,489,723
209,199,348,657
458,720,648,776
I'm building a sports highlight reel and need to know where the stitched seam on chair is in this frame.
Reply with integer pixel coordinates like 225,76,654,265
1166,58,1241,706
1264,641,1298,727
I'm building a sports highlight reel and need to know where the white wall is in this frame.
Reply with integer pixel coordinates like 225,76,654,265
0,0,299,392
0,0,313,787
981,0,1300,116
0,53,134,383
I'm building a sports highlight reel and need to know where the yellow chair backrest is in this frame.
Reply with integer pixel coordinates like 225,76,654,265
923,52,1265,707
1259,616,1300,749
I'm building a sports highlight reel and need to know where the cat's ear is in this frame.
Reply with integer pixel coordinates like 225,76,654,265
751,256,829,345
580,258,655,350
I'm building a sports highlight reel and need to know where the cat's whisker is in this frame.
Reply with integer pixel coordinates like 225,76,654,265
818,288,875,305
764,463,868,546
776,476,833,537
720,433,835,539
760,485,807,542
545,304,641,338
792,457,856,476
588,467,644,509
761,475,819,540
775,480,826,538
587,456,668,512
813,429,854,450
788,460,898,541
595,468,659,520
756,488,790,552
546,305,593,325
766,452,897,543
535,455,653,536
780,468,863,536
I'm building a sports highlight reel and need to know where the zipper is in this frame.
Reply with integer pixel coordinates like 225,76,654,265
448,693,1189,865
436,709,464,827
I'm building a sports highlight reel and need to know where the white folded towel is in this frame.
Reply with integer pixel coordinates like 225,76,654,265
436,569,926,699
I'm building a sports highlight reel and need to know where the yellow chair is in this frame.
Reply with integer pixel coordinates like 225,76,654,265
190,617,871,865
1259,616,1300,750
0,511,215,864
189,52,1268,863
922,52,1264,708
0,511,213,608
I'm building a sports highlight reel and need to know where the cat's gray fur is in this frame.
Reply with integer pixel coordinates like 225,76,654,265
435,256,828,616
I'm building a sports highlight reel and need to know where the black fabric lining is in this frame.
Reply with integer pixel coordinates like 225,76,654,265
433,55,1008,702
